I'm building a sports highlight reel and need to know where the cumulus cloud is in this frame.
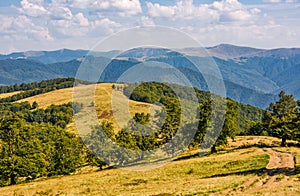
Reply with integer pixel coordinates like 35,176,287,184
89,18,122,36
75,13,89,27
93,18,120,29
56,0,142,16
146,0,260,23
0,15,52,41
49,6,72,20
19,0,48,17
111,0,142,16
212,0,260,22
146,2,175,17
0,0,299,53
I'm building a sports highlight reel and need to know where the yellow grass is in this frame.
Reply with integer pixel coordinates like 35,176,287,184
16,83,160,132
0,91,22,99
0,147,268,196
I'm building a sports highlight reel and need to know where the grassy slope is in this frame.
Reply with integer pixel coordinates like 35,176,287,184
0,147,268,196
0,120,299,195
7,86,300,195
0,91,22,99
16,83,160,132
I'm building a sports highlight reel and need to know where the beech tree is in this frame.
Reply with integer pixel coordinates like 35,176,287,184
263,91,299,146
0,114,46,185
210,100,238,153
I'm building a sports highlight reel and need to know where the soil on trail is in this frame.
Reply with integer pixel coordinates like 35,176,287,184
265,148,294,173
215,148,295,195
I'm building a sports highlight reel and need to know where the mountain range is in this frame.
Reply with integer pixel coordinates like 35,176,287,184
0,44,299,108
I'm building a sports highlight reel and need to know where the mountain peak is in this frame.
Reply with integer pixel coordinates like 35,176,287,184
206,44,265,59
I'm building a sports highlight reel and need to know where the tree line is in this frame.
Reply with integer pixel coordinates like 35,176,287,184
0,78,92,103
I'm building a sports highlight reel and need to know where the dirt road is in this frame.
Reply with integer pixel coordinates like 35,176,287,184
215,148,295,195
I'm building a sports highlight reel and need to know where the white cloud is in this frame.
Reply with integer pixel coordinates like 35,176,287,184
93,18,120,28
90,18,121,35
140,16,155,26
0,15,52,41
19,0,48,17
212,0,260,22
251,8,261,15
146,2,175,17
49,6,72,20
212,0,244,11
174,0,219,21
54,0,142,16
111,0,142,16
75,13,89,27
0,0,299,53
146,0,260,23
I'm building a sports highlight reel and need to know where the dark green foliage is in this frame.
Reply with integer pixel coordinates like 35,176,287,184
0,115,46,185
133,113,151,125
84,121,116,167
236,103,263,135
85,96,183,166
31,101,38,109
124,82,263,138
121,82,269,153
0,78,75,94
209,100,238,153
0,102,84,186
263,91,299,146
0,78,75,103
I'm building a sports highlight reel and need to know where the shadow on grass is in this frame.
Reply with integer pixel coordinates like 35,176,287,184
173,152,205,161
202,167,266,179
202,166,298,179
234,143,277,150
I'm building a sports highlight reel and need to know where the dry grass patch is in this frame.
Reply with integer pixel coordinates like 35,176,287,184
0,91,22,99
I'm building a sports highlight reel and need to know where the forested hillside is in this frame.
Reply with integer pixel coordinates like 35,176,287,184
0,78,299,187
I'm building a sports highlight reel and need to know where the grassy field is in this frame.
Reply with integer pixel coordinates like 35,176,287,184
17,83,160,132
0,91,22,98
0,147,268,196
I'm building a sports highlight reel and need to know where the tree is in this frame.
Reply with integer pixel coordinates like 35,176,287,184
190,100,212,147
0,114,47,185
84,122,117,167
263,91,299,146
208,100,238,153
133,113,151,125
31,101,38,109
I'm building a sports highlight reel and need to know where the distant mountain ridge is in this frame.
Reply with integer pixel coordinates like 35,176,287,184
0,44,299,108
0,49,119,64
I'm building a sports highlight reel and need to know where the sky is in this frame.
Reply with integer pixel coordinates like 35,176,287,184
0,0,299,53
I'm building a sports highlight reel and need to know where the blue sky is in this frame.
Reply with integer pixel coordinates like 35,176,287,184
0,0,299,53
